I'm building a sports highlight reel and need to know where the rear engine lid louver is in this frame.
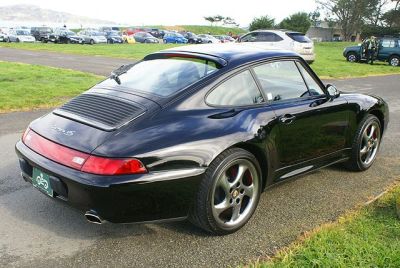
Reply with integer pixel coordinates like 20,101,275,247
53,94,145,131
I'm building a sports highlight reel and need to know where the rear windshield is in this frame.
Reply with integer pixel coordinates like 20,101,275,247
99,58,219,96
286,33,311,43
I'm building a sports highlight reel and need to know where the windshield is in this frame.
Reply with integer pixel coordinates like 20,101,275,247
100,58,219,96
65,31,75,36
286,33,311,43
16,30,30,35
108,31,120,36
91,32,104,36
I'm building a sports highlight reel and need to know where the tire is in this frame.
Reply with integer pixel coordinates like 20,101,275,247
144,39,149,43
346,115,381,171
90,39,94,45
189,148,262,235
7,37,10,43
163,39,167,44
16,38,20,43
346,52,358,63
388,55,400,67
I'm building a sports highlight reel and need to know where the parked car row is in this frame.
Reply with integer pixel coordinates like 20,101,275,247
0,26,319,63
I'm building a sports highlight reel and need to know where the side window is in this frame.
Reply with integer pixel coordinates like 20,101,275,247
253,61,310,101
241,33,257,42
381,39,395,48
296,63,325,96
207,70,264,106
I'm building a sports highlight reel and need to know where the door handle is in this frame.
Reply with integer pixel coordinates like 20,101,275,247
280,114,296,124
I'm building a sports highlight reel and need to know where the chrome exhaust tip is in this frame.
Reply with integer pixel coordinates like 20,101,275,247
84,211,103,224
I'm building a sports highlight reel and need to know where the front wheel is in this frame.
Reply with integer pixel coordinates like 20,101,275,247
388,55,400,67
90,39,94,45
346,115,381,171
346,52,358,63
190,148,261,235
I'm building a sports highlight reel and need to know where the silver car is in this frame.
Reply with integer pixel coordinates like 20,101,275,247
6,29,35,43
78,30,107,44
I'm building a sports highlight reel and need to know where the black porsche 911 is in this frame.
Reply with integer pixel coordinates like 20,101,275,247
16,44,389,235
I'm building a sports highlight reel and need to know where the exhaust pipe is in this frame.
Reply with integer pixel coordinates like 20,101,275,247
85,211,103,224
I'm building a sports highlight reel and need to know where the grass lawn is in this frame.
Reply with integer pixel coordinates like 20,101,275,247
1,42,399,79
312,42,400,79
251,184,400,267
0,43,181,60
0,61,102,113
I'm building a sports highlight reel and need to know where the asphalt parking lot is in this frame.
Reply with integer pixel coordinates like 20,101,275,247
0,47,132,75
0,49,399,267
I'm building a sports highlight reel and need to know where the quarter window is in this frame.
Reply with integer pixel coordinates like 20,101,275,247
296,63,325,96
207,70,264,106
253,61,310,101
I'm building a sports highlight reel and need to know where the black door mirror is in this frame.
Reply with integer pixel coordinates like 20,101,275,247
326,84,340,99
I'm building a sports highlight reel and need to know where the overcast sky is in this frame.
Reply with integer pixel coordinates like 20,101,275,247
0,0,319,26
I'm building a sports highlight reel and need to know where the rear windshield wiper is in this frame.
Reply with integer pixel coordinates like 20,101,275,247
109,63,135,85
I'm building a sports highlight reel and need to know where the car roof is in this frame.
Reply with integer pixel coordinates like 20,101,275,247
154,44,298,66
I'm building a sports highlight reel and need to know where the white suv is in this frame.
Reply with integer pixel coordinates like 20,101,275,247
238,30,315,63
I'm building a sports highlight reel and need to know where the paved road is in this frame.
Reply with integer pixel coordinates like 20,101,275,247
1,71,399,266
0,47,133,76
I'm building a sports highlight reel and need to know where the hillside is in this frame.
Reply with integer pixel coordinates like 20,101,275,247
0,4,116,26
145,25,247,35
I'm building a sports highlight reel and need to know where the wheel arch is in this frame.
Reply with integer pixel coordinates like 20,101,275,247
368,109,385,135
230,142,269,190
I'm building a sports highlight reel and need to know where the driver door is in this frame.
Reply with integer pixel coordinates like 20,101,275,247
251,60,349,170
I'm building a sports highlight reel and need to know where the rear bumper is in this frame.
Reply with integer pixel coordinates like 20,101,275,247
15,141,204,223
300,53,316,63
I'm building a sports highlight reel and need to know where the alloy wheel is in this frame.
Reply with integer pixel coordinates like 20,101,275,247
211,159,259,229
348,54,357,62
359,121,380,165
390,57,399,67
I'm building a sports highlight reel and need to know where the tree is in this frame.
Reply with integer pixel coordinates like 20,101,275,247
204,15,225,26
204,16,216,25
223,17,239,27
365,0,391,26
309,10,321,26
317,0,379,41
382,9,400,27
249,15,275,31
279,12,312,33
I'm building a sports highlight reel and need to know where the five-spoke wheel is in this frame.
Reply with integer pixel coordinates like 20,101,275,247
190,148,261,235
347,114,381,171
212,159,259,229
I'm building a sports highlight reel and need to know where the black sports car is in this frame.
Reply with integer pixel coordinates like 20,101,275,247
15,44,389,235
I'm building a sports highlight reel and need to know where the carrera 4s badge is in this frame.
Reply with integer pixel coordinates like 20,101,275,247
51,125,75,136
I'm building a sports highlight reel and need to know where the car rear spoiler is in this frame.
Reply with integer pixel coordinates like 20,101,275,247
144,52,228,68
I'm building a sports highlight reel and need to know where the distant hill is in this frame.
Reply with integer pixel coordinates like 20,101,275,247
0,4,116,26
141,25,247,35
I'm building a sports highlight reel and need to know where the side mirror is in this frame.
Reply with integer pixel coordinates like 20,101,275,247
326,84,340,99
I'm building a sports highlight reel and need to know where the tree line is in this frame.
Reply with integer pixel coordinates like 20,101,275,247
205,0,399,41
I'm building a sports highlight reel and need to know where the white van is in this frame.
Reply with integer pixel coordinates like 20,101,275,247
238,30,315,63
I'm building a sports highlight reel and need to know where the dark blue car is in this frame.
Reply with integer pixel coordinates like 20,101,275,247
16,44,388,235
163,32,188,44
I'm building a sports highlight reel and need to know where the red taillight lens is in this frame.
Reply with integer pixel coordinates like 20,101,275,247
23,129,90,170
81,156,147,175
22,129,147,175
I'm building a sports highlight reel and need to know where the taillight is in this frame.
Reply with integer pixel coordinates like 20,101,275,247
81,156,147,175
23,129,90,170
22,129,147,175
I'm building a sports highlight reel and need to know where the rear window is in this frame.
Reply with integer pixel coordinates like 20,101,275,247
286,33,311,43
99,58,219,96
